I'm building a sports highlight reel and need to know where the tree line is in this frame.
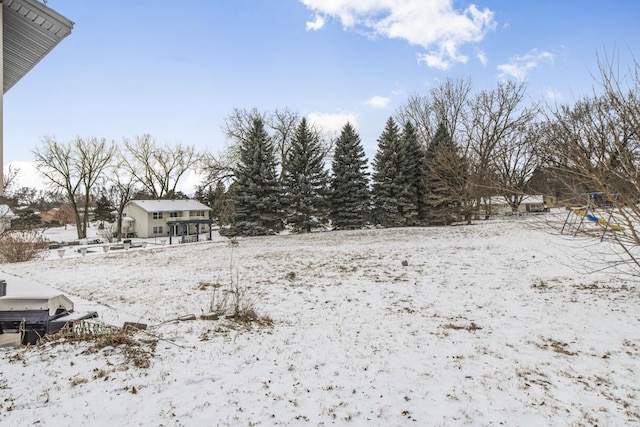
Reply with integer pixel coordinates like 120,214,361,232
202,53,640,241
204,87,534,236
4,52,640,249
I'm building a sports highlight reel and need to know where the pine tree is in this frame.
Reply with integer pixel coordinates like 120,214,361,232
211,180,232,226
402,121,427,224
330,122,370,229
424,123,452,223
371,117,416,227
425,126,471,225
426,123,450,165
93,192,115,224
282,118,329,232
225,117,282,236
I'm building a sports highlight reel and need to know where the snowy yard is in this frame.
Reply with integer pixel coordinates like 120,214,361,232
0,214,639,426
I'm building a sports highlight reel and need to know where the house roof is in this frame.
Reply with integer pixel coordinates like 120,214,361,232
3,0,74,94
487,195,546,206
128,199,212,213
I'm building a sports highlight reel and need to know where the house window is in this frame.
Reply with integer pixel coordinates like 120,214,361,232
153,212,163,219
190,210,205,217
169,211,179,218
152,226,164,234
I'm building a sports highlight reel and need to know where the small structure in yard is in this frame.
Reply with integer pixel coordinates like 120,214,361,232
561,192,625,240
0,293,97,346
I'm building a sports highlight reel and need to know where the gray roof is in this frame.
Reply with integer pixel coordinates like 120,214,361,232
3,0,74,94
129,200,212,213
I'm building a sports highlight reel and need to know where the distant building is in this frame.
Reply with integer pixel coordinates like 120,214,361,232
122,200,214,243
485,196,547,216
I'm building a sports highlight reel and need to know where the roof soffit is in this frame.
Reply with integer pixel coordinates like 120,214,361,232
3,0,74,94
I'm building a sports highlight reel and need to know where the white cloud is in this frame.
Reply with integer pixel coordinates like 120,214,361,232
497,48,554,81
306,15,325,31
8,161,47,191
364,95,390,108
307,111,358,134
476,49,488,66
300,0,496,70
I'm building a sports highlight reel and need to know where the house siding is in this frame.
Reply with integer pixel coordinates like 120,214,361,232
123,200,212,239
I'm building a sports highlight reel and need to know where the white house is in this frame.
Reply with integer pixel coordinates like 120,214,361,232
485,196,547,216
122,200,213,243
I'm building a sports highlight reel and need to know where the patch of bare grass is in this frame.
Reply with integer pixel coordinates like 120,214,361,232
443,321,483,332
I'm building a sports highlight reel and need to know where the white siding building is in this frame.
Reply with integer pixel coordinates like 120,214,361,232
122,200,213,242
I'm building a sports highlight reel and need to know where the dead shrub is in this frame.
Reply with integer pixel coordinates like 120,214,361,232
202,245,272,325
205,278,271,325
0,230,47,263
41,321,157,369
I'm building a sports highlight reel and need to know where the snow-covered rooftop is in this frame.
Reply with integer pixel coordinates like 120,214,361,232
128,199,211,212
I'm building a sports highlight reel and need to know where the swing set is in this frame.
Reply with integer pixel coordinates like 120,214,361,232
561,192,625,241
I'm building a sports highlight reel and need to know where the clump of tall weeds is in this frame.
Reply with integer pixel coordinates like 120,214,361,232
0,230,47,263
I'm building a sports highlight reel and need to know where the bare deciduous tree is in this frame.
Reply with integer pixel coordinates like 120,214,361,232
220,107,302,183
267,108,300,181
464,80,538,216
104,167,138,242
396,77,473,145
34,136,116,238
55,203,75,229
2,164,20,195
541,50,640,275
121,134,200,199
493,123,542,212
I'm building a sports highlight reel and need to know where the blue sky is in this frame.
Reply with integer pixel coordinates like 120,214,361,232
5,0,640,191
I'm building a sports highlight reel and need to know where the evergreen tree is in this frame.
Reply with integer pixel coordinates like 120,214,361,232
211,180,232,226
426,123,450,164
425,127,471,225
282,118,329,232
195,181,232,226
330,122,370,229
371,117,417,227
402,121,427,224
224,117,282,236
93,192,115,224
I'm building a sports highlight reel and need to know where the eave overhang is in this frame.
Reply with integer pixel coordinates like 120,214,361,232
2,0,74,94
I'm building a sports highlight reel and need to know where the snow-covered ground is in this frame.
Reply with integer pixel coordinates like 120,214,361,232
1,214,639,426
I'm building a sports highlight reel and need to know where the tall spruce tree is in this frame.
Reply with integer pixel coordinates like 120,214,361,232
426,123,450,164
93,192,115,225
282,118,329,232
330,122,370,229
402,121,427,224
424,123,451,223
371,117,417,227
425,125,470,225
225,117,282,236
